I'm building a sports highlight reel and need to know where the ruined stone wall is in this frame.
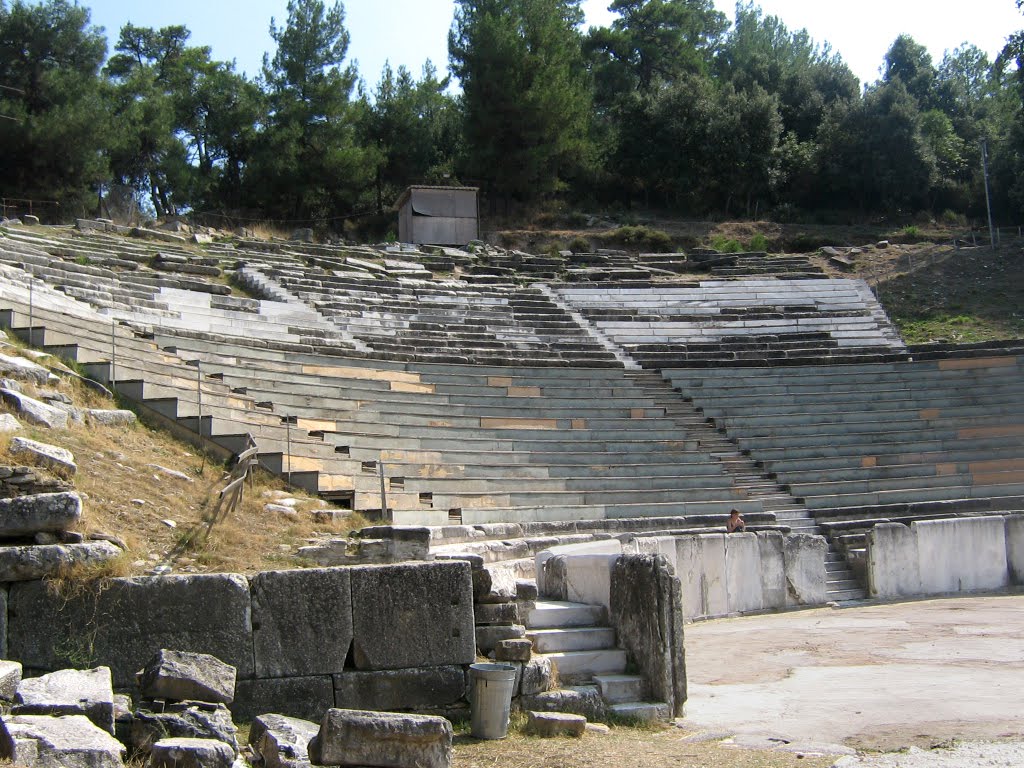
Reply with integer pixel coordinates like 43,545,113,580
3,561,477,722
0,465,73,497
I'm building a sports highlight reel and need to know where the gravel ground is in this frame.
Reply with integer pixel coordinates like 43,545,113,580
835,741,1024,767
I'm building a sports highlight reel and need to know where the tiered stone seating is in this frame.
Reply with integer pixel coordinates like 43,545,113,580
553,279,908,368
664,356,1024,531
687,250,826,279
242,263,622,366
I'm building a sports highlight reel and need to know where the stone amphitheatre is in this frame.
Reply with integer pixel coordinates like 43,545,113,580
0,215,1020,767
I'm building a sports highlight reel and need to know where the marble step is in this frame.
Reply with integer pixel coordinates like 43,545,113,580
525,600,607,629
528,626,616,654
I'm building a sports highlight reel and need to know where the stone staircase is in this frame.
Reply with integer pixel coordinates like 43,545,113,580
523,600,670,721
623,370,867,602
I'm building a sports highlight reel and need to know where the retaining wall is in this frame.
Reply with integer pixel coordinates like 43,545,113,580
868,515,1024,599
4,561,477,722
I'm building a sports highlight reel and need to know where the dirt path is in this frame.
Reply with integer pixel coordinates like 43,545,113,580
683,593,1024,751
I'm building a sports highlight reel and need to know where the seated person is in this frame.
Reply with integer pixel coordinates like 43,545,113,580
726,509,746,533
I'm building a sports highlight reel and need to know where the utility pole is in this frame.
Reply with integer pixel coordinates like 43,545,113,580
981,138,996,249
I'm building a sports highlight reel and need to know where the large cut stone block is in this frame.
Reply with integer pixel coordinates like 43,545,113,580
8,573,253,686
783,534,828,606
232,676,334,724
1008,516,1024,585
757,532,787,608
250,567,352,678
13,666,115,733
9,437,76,475
350,562,475,670
868,524,920,598
333,666,467,712
137,649,236,704
309,709,453,768
0,659,22,700
0,492,81,536
0,541,122,582
248,714,319,768
724,533,763,613
915,516,1008,594
0,714,125,768
148,737,234,768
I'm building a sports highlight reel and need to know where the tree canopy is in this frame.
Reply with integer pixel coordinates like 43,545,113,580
0,0,1022,229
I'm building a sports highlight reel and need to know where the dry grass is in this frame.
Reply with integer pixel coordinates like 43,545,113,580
453,724,836,768
0,354,366,576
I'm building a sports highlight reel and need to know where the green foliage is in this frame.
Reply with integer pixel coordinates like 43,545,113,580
568,235,591,252
450,0,593,205
0,0,109,218
603,225,672,251
748,233,769,251
710,235,742,252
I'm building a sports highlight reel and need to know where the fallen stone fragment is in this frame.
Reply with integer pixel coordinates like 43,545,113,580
0,491,82,536
148,737,234,768
10,437,76,475
248,713,319,768
147,464,194,482
13,666,116,734
86,409,137,426
137,649,236,704
520,685,607,721
585,722,611,735
519,656,553,696
0,659,23,700
0,714,126,768
495,639,532,663
0,352,51,384
0,389,69,429
525,711,586,738
308,708,453,768
0,540,122,582
0,413,21,432
131,702,238,756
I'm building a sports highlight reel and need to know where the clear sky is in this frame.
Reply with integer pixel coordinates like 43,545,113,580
82,0,1023,91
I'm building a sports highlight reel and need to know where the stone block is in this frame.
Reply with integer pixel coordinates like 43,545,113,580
350,562,475,671
308,709,453,768
495,639,532,662
783,534,828,606
250,567,352,678
9,437,76,475
1008,516,1024,585
723,533,763,613
249,714,318,768
475,624,526,655
137,649,236,704
520,686,607,721
149,737,234,768
0,659,22,700
131,702,238,757
519,657,552,696
756,532,787,608
525,711,586,737
0,491,81,536
13,666,115,733
515,580,538,601
868,524,920,599
355,526,431,561
0,353,50,385
333,666,467,712
232,676,334,724
0,714,125,768
915,517,1008,594
610,554,686,718
85,409,136,427
0,390,68,429
8,573,253,687
474,602,519,625
0,540,122,582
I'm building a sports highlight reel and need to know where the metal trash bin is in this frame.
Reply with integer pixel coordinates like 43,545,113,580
469,662,518,739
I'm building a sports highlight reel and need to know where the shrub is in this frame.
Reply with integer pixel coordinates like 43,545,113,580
606,225,673,252
747,233,769,252
568,236,591,253
710,235,742,253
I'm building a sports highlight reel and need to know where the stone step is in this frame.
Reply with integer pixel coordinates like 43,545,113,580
540,649,628,680
525,600,607,629
827,587,868,601
826,578,862,592
527,627,616,654
609,701,672,722
593,674,646,704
